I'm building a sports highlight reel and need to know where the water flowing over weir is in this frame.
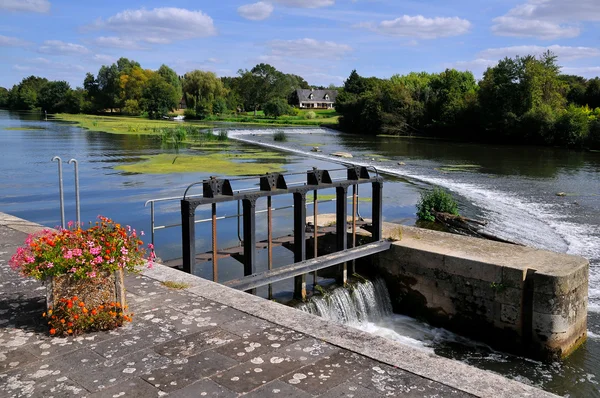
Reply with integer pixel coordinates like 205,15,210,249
297,279,393,326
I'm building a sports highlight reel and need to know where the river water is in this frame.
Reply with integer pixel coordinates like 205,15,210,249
0,110,598,396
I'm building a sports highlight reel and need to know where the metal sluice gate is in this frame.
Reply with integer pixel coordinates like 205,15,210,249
179,166,390,300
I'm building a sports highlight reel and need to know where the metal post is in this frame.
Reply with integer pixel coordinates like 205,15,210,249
52,156,65,229
312,190,318,288
237,200,242,245
372,181,383,241
212,203,218,282
242,198,257,283
181,200,196,274
150,201,155,248
352,184,357,275
336,186,348,285
293,192,307,300
68,159,80,226
267,196,273,299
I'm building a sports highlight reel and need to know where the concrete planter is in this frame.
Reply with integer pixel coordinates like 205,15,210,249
46,269,126,311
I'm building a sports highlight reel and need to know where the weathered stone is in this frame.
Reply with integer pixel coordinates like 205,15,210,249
87,377,161,398
169,378,237,398
243,379,312,398
153,328,238,359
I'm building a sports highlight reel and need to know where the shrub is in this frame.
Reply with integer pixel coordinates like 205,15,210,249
218,130,228,141
305,111,317,119
416,188,459,222
555,104,590,147
184,108,197,119
123,99,141,116
589,118,600,149
264,99,292,118
273,131,287,142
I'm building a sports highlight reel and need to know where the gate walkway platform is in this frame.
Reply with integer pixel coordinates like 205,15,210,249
0,212,556,398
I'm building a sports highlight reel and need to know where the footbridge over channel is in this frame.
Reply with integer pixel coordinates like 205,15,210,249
161,166,390,300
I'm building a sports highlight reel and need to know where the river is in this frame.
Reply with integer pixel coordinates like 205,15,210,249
0,110,598,397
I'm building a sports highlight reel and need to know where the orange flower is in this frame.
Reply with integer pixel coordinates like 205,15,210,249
68,322,73,327
60,319,66,324
72,296,78,301
42,312,46,317
82,308,88,314
67,301,73,309
49,328,56,335
78,302,85,307
91,309,97,316
73,315,79,320
67,329,73,334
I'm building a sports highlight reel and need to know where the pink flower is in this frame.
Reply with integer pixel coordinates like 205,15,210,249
147,259,154,269
46,262,54,268
69,267,77,273
25,255,35,264
120,247,128,255
72,248,82,257
63,250,73,259
87,271,97,278
94,256,103,264
90,247,101,255
147,243,154,250
140,231,145,236
67,221,74,228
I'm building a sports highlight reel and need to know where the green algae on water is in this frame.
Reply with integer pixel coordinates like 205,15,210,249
4,126,46,131
115,153,285,176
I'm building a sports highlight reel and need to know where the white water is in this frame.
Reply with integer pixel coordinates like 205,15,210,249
230,129,600,314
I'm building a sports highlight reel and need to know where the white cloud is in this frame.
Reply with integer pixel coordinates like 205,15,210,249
91,54,117,64
92,7,216,45
92,36,147,50
492,0,600,39
13,57,84,73
358,15,471,39
491,16,579,39
39,40,89,55
0,0,50,13
238,2,274,21
562,66,600,77
0,35,31,47
275,0,334,8
478,45,600,61
268,38,352,59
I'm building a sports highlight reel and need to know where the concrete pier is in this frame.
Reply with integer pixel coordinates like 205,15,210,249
0,212,557,397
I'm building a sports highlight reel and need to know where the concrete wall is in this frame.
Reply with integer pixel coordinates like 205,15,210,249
373,223,588,360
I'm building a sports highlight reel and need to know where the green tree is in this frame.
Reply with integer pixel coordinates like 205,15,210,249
0,87,8,108
237,64,288,115
96,64,120,111
555,104,590,147
141,73,178,119
182,70,226,118
38,81,71,113
6,76,48,110
157,64,183,101
585,78,600,109
559,75,587,106
263,98,291,118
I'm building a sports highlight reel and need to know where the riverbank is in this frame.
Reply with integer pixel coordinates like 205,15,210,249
0,212,557,397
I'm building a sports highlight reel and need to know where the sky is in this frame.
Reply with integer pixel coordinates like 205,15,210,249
1,0,599,89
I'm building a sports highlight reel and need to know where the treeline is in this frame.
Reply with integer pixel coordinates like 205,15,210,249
337,52,600,148
0,58,316,119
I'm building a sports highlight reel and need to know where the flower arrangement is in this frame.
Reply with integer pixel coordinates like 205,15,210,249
44,297,132,337
9,215,155,336
9,216,154,280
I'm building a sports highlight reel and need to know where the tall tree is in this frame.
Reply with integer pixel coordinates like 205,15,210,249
38,81,71,113
182,70,226,117
141,73,178,119
237,64,287,115
0,87,8,108
6,76,48,110
157,65,183,100
96,64,120,111
585,78,600,109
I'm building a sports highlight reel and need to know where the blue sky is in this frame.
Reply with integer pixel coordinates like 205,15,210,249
1,0,599,89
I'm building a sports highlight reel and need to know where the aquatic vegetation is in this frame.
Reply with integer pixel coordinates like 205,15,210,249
273,131,287,142
436,164,481,173
115,153,286,175
4,126,46,131
416,188,459,222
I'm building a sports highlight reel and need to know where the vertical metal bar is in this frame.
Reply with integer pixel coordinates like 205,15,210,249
242,198,257,287
52,156,65,228
181,200,195,274
237,200,242,245
312,190,318,288
68,159,80,226
372,181,383,242
293,192,307,300
356,184,362,219
212,203,218,282
336,186,348,285
267,196,273,299
352,184,357,275
150,201,155,248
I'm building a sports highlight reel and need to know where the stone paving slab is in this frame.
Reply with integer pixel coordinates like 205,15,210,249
0,213,558,398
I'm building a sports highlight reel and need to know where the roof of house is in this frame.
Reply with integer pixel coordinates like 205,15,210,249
296,89,337,103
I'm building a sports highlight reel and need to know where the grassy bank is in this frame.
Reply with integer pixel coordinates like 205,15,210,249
54,114,211,135
203,108,339,126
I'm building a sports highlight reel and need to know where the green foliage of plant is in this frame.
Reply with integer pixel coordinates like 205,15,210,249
273,131,287,141
305,111,317,119
123,99,141,116
416,188,459,222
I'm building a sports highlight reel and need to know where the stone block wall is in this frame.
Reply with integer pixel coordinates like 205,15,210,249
372,225,588,360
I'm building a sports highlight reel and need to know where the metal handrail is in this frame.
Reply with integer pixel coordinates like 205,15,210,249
144,183,361,248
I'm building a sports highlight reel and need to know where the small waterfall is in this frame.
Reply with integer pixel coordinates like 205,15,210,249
297,279,393,326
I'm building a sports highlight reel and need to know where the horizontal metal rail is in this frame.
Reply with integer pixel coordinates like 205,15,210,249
223,241,391,292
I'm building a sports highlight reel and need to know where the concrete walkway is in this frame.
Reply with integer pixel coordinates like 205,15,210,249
0,212,557,398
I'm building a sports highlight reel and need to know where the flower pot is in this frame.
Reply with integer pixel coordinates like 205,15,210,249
46,269,126,312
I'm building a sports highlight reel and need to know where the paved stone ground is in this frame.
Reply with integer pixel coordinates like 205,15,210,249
0,214,557,398
0,223,475,398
